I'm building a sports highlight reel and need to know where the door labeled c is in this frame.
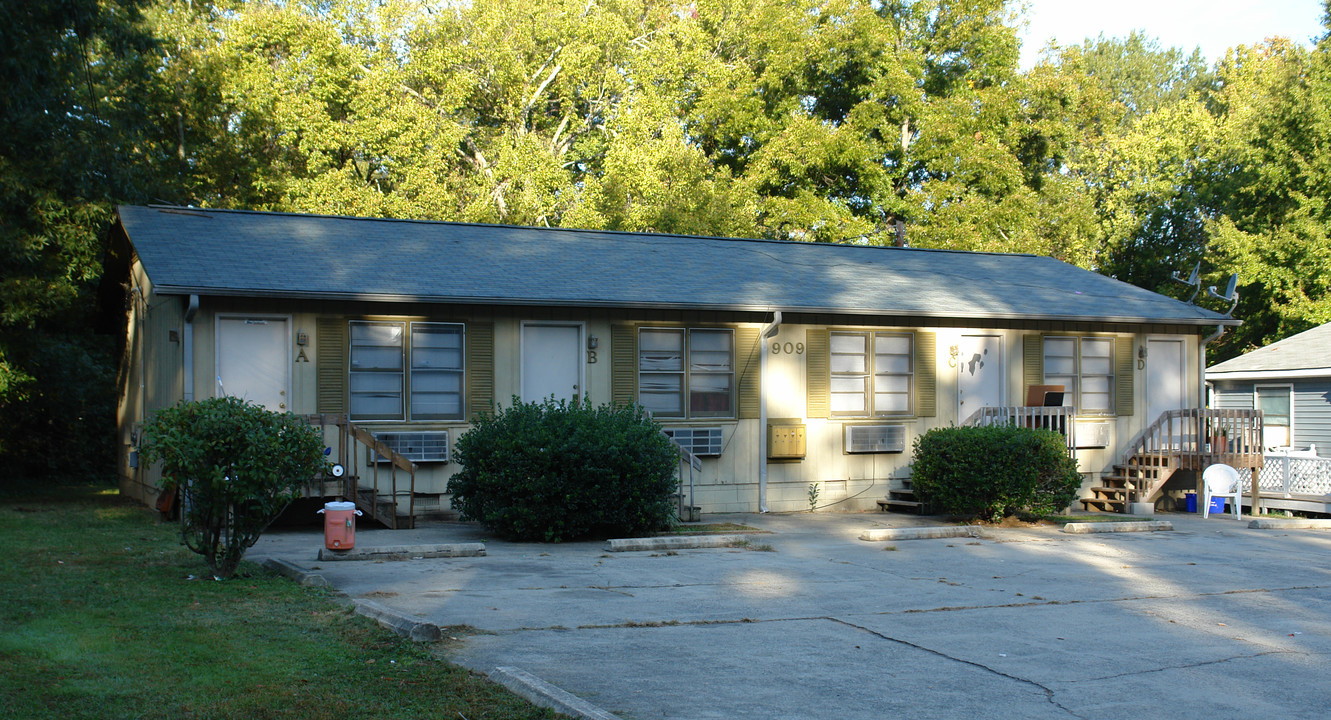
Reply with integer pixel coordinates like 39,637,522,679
958,334,1003,420
522,324,582,404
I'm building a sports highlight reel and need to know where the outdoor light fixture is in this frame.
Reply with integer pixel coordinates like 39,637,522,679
587,335,598,350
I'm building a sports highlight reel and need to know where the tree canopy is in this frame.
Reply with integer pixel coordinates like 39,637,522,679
4,0,1330,482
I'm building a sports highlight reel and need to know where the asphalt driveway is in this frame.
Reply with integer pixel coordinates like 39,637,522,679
250,512,1331,720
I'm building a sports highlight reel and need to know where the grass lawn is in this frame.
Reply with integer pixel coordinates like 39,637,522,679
0,485,560,720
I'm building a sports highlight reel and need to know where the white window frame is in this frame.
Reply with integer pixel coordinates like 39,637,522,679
1044,336,1114,415
1255,383,1294,449
637,327,735,419
349,320,464,422
829,330,914,418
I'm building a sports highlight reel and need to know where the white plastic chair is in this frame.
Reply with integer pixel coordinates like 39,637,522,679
1202,463,1243,520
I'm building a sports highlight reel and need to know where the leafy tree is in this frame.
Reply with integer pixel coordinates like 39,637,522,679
1202,38,1331,357
0,0,175,484
139,397,329,579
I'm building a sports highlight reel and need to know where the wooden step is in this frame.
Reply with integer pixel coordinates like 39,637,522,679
877,498,925,514
1079,496,1127,512
1088,486,1129,498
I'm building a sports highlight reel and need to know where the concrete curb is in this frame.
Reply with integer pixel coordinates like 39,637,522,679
1247,518,1331,530
263,558,442,642
262,557,328,587
354,599,443,642
859,526,980,542
605,534,750,552
317,543,486,561
1062,520,1174,534
490,666,623,720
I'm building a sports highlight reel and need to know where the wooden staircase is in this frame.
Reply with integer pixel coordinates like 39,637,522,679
1082,408,1264,513
1080,456,1175,513
877,480,928,514
303,414,417,529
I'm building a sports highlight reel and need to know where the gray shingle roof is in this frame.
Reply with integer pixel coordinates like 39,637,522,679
1207,322,1331,375
116,205,1233,326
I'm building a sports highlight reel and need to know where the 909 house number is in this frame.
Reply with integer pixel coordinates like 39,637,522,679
770,342,805,355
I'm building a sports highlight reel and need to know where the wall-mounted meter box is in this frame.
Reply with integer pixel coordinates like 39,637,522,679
768,422,807,459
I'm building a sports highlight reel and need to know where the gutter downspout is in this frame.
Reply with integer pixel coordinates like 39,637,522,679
183,294,199,401
1200,324,1225,408
758,311,782,513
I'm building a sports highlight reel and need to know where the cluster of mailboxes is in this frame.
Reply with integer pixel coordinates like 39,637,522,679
767,422,807,459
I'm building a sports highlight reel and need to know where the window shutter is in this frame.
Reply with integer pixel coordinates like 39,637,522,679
914,331,936,417
316,317,347,413
806,328,830,418
1115,336,1134,417
736,326,761,419
1023,334,1044,405
465,322,494,419
611,324,637,407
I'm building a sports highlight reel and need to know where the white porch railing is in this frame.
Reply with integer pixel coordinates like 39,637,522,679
1258,447,1331,497
961,406,1076,452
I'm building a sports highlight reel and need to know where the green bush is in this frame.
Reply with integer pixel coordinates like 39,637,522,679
139,397,329,579
447,397,680,541
910,425,1082,522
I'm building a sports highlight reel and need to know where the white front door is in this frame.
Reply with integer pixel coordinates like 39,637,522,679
958,334,1004,420
1146,338,1186,425
522,323,582,404
217,316,290,411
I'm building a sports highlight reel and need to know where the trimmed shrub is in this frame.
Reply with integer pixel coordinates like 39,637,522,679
447,397,679,541
139,397,329,579
910,425,1081,522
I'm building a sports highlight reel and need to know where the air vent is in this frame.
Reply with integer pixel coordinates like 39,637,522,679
369,431,449,463
663,427,723,457
844,424,906,454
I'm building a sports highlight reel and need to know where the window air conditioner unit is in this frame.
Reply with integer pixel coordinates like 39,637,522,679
845,424,906,454
369,431,449,464
662,427,724,457
1074,421,1110,449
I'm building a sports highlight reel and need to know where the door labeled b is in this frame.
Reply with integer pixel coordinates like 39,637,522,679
522,323,582,404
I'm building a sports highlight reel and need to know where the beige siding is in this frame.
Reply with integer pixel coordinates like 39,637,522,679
118,294,1209,515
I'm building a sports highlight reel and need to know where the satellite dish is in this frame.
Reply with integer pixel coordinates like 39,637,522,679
1207,273,1240,315
1171,261,1202,303
1172,261,1200,286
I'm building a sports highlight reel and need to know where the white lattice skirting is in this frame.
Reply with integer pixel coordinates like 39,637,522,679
1259,453,1331,496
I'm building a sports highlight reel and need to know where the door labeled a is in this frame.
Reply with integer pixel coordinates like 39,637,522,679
217,316,290,411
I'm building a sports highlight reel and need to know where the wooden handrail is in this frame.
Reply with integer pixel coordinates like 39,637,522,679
301,414,417,529
1122,408,1263,504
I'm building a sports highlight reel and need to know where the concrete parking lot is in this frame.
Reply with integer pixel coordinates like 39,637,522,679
250,512,1331,720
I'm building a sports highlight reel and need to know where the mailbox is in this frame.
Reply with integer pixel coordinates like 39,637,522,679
768,423,807,459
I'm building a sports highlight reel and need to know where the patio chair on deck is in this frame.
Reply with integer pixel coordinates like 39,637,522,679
1202,463,1243,520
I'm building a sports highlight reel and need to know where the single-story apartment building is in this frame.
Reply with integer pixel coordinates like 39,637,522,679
1208,321,1331,454
109,205,1243,521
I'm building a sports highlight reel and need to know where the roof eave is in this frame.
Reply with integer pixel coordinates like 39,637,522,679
150,285,1241,328
1206,367,1331,381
